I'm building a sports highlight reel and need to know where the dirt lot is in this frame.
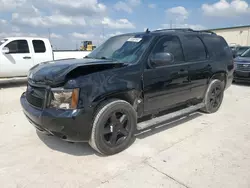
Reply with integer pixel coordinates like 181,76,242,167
0,82,250,188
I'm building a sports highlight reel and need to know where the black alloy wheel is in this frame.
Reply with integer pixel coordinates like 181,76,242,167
102,111,131,147
201,79,224,114
89,99,137,155
209,86,223,109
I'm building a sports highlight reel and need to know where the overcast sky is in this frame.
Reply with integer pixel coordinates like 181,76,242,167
0,0,250,50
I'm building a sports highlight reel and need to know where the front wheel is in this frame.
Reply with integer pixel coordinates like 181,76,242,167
89,99,137,155
200,79,224,114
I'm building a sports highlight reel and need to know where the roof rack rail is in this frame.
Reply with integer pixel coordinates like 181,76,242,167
153,28,217,35
153,28,194,32
199,30,216,35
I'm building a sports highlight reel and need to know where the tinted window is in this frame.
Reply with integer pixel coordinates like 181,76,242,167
183,35,207,61
5,40,29,53
152,36,184,63
202,35,232,60
32,40,46,53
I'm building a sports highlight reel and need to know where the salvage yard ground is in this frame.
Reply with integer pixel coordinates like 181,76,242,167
0,82,250,188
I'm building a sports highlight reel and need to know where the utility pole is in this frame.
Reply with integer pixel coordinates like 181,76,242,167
76,41,78,50
48,28,51,41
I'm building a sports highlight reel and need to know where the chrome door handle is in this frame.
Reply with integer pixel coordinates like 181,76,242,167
178,70,188,75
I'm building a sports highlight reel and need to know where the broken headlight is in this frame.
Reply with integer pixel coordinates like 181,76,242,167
49,88,79,109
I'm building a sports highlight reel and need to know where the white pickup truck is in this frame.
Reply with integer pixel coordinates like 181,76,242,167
0,37,90,78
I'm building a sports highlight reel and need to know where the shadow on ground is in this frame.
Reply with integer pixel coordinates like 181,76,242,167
0,78,27,89
36,112,202,156
232,81,250,87
36,130,97,156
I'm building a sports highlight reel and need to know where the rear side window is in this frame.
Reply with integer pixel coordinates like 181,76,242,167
182,35,207,61
151,36,184,63
5,40,29,54
202,35,232,60
32,40,46,53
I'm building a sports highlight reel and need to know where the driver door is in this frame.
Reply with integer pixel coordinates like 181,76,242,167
0,39,33,77
143,35,192,114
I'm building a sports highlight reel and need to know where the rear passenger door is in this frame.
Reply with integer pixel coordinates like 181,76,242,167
143,35,191,114
180,35,211,102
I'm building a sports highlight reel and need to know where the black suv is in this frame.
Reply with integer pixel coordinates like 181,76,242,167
20,29,234,155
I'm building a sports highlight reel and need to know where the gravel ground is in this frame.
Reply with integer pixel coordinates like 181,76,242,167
0,82,250,188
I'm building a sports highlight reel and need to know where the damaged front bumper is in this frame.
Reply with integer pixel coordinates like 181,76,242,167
20,92,93,142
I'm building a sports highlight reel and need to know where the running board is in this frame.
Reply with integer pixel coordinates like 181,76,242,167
137,103,205,131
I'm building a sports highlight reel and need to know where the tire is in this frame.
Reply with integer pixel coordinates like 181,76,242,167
200,79,224,114
89,99,137,155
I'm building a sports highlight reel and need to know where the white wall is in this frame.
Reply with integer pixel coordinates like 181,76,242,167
212,27,250,46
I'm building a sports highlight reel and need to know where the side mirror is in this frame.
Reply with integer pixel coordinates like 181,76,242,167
149,52,174,68
2,47,10,54
231,49,237,58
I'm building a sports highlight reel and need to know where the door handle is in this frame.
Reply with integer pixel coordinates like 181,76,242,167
23,56,31,59
178,69,188,75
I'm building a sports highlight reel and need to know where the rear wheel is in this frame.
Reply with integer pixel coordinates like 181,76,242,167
89,99,137,155
201,79,224,114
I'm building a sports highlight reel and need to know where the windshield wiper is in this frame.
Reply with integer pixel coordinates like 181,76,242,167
85,56,113,60
100,56,109,59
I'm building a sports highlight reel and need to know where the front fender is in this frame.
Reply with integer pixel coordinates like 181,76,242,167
74,66,142,110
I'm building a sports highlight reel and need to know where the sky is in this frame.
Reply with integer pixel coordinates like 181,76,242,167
0,0,250,50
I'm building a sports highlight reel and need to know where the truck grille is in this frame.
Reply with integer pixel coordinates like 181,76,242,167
236,64,250,71
26,85,46,108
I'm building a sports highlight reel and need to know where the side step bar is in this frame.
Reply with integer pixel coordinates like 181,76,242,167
137,103,205,131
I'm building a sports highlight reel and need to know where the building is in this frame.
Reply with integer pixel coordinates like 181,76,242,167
207,25,250,47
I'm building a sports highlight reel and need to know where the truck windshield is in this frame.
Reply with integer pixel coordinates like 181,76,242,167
87,34,152,64
237,47,249,55
0,39,8,46
240,48,250,57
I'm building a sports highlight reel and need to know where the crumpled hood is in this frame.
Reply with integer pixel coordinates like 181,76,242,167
234,56,250,63
28,58,124,86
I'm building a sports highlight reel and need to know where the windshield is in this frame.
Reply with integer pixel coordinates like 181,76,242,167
240,48,250,57
87,34,152,64
0,39,8,46
237,47,249,55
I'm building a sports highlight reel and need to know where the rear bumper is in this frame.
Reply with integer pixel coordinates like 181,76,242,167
20,92,93,142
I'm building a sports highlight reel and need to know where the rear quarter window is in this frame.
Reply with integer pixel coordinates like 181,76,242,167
32,40,46,53
202,35,232,60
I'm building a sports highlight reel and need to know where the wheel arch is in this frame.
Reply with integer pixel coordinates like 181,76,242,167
92,89,143,113
209,71,227,89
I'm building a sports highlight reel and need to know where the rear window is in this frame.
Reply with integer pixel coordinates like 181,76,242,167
32,40,46,53
182,35,207,62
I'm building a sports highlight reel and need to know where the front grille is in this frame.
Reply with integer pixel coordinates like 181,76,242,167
26,84,46,108
236,64,250,71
